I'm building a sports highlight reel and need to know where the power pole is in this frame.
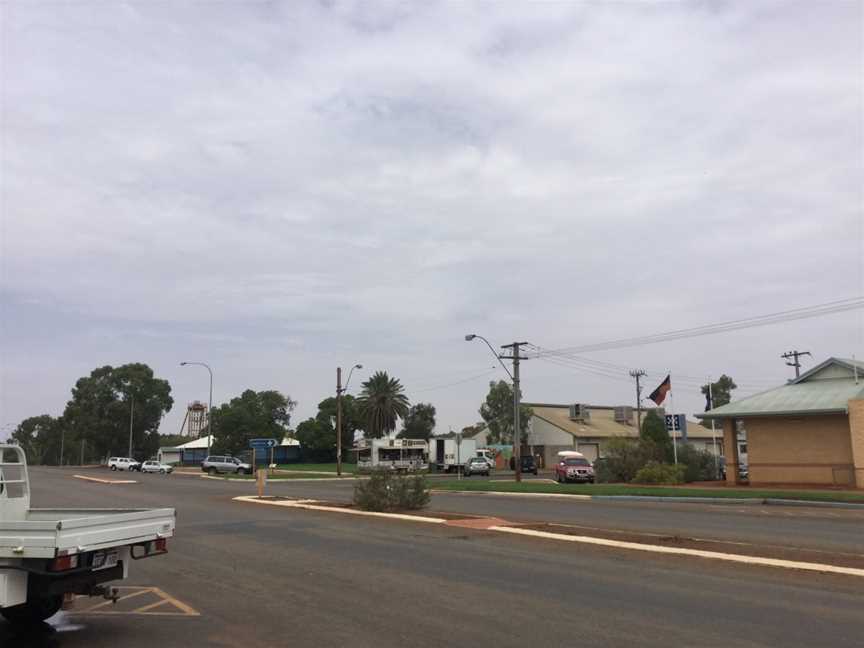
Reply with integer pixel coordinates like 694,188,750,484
629,369,647,432
336,367,343,477
781,350,811,378
500,342,530,483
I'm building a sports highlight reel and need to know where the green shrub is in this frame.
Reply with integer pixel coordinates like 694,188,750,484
353,469,431,512
676,443,719,482
596,437,655,483
640,410,674,463
632,461,686,485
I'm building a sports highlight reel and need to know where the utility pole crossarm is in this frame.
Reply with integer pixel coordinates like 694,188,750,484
781,350,811,378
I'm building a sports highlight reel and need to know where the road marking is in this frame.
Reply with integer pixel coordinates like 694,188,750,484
132,599,170,613
85,588,151,611
234,496,447,523
490,526,864,578
73,474,137,485
69,586,200,617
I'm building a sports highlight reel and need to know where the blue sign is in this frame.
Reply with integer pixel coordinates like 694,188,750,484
249,438,277,450
664,415,687,440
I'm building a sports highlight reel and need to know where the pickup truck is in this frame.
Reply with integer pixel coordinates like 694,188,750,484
0,445,175,625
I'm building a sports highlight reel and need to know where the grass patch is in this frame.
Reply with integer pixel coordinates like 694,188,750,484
431,480,864,503
275,463,357,474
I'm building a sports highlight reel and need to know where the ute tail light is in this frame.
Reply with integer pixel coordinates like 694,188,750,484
50,554,79,572
147,538,168,554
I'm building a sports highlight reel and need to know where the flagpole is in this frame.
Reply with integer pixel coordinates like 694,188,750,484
669,371,678,465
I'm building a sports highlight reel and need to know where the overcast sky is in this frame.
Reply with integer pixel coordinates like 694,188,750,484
1,1,862,439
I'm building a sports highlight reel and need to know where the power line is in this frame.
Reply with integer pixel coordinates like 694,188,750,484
413,367,499,394
534,297,864,356
532,351,776,391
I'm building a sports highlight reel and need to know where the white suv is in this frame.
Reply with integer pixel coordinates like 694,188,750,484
108,457,140,472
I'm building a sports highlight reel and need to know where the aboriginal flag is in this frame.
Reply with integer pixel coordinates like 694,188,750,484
648,374,671,405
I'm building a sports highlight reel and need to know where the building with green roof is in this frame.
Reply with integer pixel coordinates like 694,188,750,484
698,357,864,488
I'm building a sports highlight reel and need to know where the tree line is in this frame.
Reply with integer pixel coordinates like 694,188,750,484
5,365,439,464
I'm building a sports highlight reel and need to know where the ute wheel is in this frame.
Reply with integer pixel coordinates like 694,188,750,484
207,467,217,476
160,469,166,474
110,465,117,471
237,468,247,475
1,595,63,625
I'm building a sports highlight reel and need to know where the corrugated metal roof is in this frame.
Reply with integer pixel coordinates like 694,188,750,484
699,357,864,419
527,404,718,439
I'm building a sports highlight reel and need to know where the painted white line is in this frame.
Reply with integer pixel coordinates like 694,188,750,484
489,526,864,578
432,490,591,500
233,496,447,524
73,474,137,484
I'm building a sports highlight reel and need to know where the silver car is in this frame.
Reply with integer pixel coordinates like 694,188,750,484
141,460,173,474
201,455,252,475
463,457,491,477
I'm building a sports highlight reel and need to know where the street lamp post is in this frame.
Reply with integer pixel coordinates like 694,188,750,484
465,334,525,482
337,364,362,477
180,362,214,456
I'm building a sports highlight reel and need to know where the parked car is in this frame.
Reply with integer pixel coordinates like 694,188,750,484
141,460,173,474
108,457,140,472
464,457,491,477
201,455,252,475
554,453,595,483
511,454,538,475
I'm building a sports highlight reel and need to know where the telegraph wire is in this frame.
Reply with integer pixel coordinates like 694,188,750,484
534,297,864,356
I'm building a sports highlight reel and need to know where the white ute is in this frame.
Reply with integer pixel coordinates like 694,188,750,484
0,445,175,625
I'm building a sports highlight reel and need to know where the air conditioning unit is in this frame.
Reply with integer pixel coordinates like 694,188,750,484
569,404,590,422
614,406,633,424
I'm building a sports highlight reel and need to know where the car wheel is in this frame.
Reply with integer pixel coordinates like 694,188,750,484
207,467,217,476
1,594,63,625
110,465,117,471
160,469,166,474
237,468,247,475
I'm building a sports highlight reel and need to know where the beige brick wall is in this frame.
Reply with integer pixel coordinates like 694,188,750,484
743,414,854,486
848,399,864,488
722,419,737,485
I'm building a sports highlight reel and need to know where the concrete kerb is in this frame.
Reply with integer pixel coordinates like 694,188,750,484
430,490,864,509
73,474,138,485
233,496,447,523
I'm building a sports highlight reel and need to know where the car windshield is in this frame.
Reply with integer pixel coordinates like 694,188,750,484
564,458,591,466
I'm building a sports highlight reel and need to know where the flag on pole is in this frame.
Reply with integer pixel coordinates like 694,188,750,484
648,374,671,405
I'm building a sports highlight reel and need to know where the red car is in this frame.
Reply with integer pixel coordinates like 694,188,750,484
554,452,595,483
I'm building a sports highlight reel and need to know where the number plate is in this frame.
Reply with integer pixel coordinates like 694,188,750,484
92,549,119,571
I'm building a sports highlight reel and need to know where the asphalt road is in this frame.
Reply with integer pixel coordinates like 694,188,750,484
257,475,864,554
2,467,862,648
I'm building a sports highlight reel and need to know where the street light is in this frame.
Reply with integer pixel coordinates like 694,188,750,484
180,361,213,457
465,334,521,482
465,334,513,379
337,363,363,477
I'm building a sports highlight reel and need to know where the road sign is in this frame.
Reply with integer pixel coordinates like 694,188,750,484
664,415,688,439
249,438,277,450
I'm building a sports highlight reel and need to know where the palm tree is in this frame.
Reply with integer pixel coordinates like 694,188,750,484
357,371,410,438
